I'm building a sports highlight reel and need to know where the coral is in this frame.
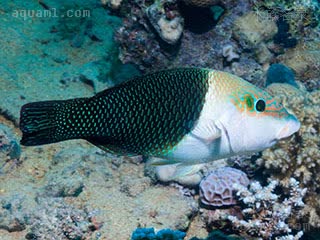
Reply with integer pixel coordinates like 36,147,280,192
222,44,239,62
199,167,249,207
131,228,156,240
228,178,306,239
266,63,297,87
131,227,186,240
257,83,320,228
146,0,184,45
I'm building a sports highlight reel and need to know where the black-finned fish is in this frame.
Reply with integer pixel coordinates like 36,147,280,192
20,68,300,170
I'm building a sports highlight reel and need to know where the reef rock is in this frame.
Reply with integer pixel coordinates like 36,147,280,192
146,0,184,45
278,41,320,82
0,124,21,172
233,11,277,48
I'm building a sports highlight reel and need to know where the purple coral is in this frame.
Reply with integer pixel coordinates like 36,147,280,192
199,167,249,207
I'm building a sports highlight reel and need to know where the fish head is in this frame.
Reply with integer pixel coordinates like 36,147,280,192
221,81,300,154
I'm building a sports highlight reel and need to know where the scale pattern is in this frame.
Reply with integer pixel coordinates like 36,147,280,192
21,68,210,156
88,68,210,155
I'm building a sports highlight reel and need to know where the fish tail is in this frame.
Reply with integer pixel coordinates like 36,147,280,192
20,99,86,146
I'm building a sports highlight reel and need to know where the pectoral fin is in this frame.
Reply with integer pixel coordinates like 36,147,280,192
190,118,221,145
155,163,204,183
171,163,204,180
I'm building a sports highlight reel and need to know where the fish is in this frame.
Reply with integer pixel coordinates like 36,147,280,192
20,68,300,172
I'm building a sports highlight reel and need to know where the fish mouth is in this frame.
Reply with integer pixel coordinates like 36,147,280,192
269,139,277,146
277,116,301,140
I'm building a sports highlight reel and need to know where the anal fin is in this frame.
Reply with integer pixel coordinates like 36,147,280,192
87,138,137,157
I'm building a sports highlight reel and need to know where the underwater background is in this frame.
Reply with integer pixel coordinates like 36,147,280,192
0,0,319,239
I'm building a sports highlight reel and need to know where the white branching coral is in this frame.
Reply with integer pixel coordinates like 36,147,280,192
258,83,320,228
228,178,306,239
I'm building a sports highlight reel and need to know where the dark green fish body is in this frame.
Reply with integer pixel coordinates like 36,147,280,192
20,68,209,157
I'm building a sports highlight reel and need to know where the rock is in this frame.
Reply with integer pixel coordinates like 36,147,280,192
85,8,122,44
28,198,98,239
0,1,122,124
52,146,113,180
83,182,197,239
255,43,273,64
43,175,84,198
0,194,28,232
233,11,277,48
146,0,184,45
135,187,195,230
278,41,320,81
120,176,151,197
229,57,265,87
0,124,21,165
79,61,111,93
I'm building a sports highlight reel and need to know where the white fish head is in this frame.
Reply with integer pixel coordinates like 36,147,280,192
221,84,300,154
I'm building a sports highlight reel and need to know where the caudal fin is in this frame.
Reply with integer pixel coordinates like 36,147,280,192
20,101,65,146
20,97,90,146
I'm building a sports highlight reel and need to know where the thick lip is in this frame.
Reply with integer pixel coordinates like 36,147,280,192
277,116,301,140
269,139,277,146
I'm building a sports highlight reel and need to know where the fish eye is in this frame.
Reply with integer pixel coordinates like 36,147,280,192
255,99,266,112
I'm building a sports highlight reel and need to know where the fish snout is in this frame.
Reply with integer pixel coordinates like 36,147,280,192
277,116,301,140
